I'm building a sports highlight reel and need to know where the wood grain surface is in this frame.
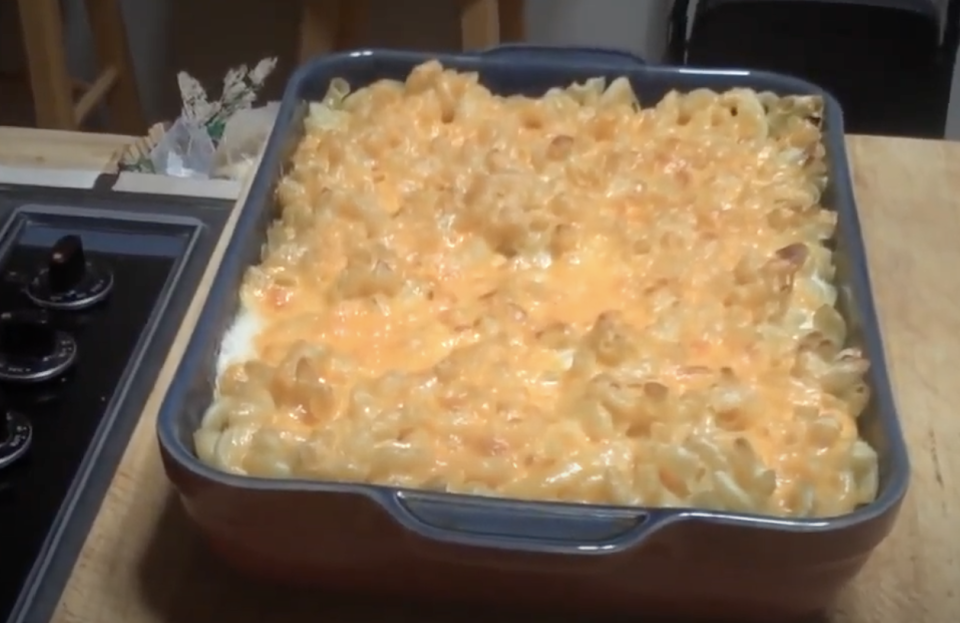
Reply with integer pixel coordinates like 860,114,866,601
40,135,960,623
0,126,131,172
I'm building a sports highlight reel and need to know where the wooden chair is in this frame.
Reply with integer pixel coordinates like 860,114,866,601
299,0,525,62
16,0,145,133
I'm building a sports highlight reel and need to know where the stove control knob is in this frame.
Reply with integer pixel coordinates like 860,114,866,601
0,310,77,383
26,234,114,311
0,408,32,470
48,234,89,293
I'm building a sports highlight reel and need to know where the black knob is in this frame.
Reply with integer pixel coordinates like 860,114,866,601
48,235,87,294
0,311,57,361
26,234,114,311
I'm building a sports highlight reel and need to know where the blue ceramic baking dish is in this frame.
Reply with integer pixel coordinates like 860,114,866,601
157,45,909,622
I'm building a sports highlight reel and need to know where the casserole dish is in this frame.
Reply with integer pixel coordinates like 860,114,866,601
157,45,909,622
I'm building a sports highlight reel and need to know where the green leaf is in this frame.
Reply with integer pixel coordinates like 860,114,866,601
207,119,226,141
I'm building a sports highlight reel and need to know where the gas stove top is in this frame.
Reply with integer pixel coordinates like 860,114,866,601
0,185,230,623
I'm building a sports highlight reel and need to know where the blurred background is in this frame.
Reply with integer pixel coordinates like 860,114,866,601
1,0,958,139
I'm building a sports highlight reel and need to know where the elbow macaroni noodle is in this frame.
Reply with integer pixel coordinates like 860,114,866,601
195,61,879,518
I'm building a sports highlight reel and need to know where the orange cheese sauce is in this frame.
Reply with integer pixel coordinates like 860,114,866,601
195,61,879,518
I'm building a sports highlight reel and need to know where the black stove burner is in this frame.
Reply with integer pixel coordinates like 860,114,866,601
0,410,32,471
0,309,78,383
0,220,178,622
0,187,230,623
25,233,114,311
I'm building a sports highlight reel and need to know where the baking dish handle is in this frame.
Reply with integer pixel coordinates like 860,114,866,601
387,491,664,555
478,44,647,68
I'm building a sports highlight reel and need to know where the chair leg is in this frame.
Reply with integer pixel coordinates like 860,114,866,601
17,0,76,129
300,0,342,63
498,0,524,43
337,0,366,50
461,0,500,51
84,0,145,134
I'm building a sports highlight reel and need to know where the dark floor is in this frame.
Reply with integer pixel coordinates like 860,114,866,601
677,1,958,138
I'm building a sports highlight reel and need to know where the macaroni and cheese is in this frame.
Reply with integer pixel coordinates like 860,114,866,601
195,61,879,518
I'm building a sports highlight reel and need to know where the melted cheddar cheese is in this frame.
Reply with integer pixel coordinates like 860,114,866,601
195,61,879,518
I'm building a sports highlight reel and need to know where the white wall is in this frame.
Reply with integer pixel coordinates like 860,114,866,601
524,0,672,62
949,34,960,138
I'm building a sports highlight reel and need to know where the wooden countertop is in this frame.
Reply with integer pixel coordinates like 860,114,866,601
2,130,957,622
0,126,131,172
